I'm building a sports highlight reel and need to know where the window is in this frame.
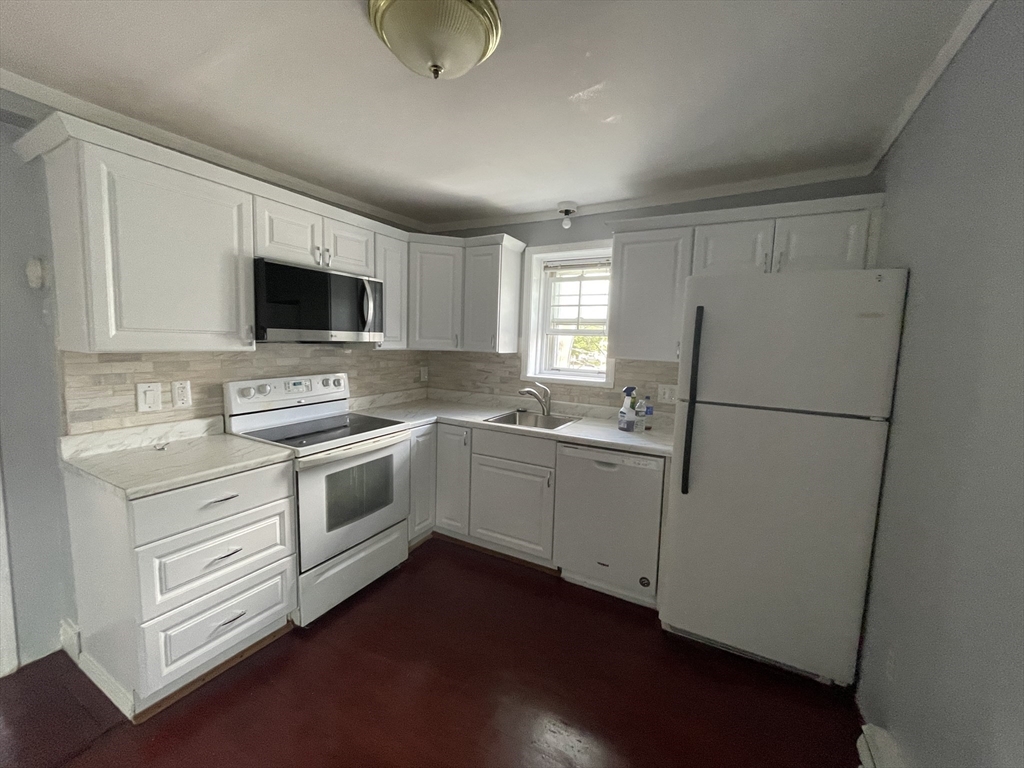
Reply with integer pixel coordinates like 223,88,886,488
522,242,615,387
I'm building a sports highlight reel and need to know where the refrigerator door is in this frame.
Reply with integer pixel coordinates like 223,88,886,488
659,401,887,684
677,269,906,418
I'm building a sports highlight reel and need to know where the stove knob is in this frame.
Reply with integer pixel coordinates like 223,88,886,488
322,377,331,387
332,378,343,388
239,387,255,399
256,384,272,396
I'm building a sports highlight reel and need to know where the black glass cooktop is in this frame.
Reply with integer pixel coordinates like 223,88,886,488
247,413,403,449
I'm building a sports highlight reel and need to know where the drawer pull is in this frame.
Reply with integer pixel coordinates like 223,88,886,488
207,547,243,566
203,494,239,507
213,611,247,633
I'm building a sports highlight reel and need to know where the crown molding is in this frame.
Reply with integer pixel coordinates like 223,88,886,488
0,68,428,232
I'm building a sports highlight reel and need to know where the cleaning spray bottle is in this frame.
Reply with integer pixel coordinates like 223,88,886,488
618,386,637,432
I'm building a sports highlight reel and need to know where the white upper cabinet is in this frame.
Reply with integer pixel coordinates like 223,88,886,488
44,142,255,353
374,234,409,349
692,219,776,276
256,199,374,276
324,218,375,276
409,242,464,350
254,198,323,268
608,227,693,362
771,210,872,272
462,243,522,353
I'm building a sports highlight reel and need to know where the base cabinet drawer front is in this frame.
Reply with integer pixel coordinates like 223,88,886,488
141,556,296,695
471,428,556,468
136,499,295,621
470,455,554,560
131,462,293,546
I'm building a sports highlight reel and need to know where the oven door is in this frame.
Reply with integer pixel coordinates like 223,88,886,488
295,431,410,572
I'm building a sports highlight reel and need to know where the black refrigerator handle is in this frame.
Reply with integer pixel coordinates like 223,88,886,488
681,305,704,494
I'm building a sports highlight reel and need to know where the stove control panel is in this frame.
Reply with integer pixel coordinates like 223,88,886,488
223,373,350,415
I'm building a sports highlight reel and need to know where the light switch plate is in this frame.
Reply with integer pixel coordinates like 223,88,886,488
172,380,192,408
136,382,162,412
420,366,429,382
658,384,678,404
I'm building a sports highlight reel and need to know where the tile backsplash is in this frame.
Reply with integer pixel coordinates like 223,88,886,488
60,345,677,436
60,344,428,435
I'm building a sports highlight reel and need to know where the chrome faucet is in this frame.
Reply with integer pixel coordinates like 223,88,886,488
518,382,552,416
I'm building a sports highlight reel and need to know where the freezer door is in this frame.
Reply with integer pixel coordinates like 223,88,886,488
677,269,906,418
659,402,887,684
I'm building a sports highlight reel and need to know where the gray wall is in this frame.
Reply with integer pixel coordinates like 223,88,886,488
857,2,1024,766
443,175,883,246
0,122,75,665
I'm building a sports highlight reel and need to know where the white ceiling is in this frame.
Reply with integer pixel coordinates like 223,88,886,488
0,0,980,231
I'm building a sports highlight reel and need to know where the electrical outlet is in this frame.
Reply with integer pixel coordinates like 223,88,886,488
658,384,678,403
421,366,429,382
136,382,162,412
172,380,192,408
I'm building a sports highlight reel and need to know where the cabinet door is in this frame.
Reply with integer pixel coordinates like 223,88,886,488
771,210,871,272
374,234,408,349
470,455,554,560
608,227,693,362
409,243,464,350
254,197,323,268
80,145,254,352
462,244,501,351
324,217,375,276
408,425,437,540
692,219,775,277
435,424,471,534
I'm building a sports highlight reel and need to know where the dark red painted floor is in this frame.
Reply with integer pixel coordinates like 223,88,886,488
1,538,862,767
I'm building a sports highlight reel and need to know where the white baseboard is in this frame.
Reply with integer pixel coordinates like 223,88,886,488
60,618,81,661
78,651,135,718
560,571,656,608
857,724,907,768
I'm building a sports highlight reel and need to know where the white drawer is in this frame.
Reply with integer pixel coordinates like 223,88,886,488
140,556,296,695
131,462,293,546
136,498,295,621
472,428,556,467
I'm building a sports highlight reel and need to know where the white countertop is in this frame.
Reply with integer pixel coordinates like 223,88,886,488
359,401,674,457
64,433,293,500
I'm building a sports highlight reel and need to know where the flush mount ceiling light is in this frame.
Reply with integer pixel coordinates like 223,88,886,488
558,201,578,229
368,0,502,80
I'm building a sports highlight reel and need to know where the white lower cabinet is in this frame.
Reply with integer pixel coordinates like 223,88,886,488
408,425,437,541
62,460,295,719
469,455,555,560
435,424,471,534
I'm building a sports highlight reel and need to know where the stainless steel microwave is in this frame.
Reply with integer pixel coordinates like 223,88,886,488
254,259,384,343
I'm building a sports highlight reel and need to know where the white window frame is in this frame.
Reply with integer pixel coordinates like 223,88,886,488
520,240,615,388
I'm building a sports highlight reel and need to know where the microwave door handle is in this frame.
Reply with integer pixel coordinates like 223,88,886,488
362,278,376,333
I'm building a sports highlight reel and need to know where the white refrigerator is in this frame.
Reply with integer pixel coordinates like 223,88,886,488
658,269,907,685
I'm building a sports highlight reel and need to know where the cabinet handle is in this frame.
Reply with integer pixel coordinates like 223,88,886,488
203,493,239,508
547,471,552,488
491,334,496,350
325,248,333,267
676,340,681,360
681,305,704,494
208,547,243,565
454,333,459,348
314,245,322,266
213,611,247,632
773,251,783,273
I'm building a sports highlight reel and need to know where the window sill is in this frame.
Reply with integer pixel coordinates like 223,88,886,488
522,372,616,390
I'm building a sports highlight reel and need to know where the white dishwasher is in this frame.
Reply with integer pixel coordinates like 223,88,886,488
553,443,665,606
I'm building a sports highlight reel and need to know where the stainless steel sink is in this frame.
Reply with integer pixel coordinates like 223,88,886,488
485,411,579,430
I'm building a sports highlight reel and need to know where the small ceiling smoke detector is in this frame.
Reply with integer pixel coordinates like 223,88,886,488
558,201,578,229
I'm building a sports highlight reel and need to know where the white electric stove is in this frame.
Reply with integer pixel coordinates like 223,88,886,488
224,373,411,626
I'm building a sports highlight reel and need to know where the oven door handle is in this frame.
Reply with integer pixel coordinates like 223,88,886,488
295,430,410,471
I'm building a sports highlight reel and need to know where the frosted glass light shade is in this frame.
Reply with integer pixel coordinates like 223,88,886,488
369,0,501,80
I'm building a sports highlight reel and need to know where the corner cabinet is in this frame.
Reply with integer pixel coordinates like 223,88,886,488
374,233,409,349
435,424,471,534
409,242,464,350
462,243,522,353
40,141,256,352
408,425,437,542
